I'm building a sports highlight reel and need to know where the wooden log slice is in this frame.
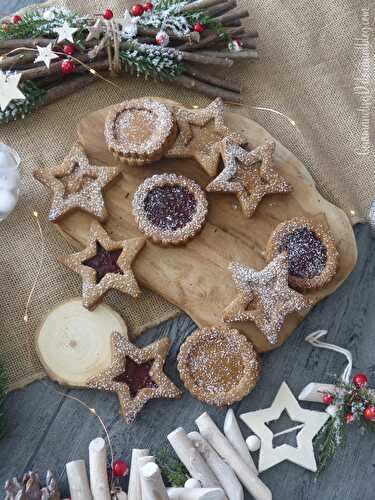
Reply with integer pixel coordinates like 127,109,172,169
55,98,357,352
35,298,128,387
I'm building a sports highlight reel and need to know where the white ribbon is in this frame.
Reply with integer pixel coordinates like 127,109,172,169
305,330,353,384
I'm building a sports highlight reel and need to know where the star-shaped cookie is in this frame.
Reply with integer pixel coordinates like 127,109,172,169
223,253,311,344
87,331,182,422
166,97,246,177
206,139,292,217
58,221,145,310
33,143,122,222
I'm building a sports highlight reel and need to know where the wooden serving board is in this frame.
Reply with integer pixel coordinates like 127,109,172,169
56,98,357,352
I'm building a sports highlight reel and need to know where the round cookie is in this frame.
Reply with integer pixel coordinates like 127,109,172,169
104,98,177,166
266,217,338,289
132,173,208,246
177,326,260,406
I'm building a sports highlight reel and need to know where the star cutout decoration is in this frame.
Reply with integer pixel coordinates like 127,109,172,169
58,221,146,310
0,70,25,112
55,21,78,43
34,43,59,69
166,97,247,177
206,139,292,217
33,143,122,222
240,382,329,472
87,331,181,422
223,253,311,344
85,19,106,42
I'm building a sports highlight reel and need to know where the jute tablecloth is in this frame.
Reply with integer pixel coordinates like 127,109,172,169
0,0,373,389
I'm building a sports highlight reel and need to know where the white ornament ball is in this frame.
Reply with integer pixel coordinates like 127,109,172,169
155,30,170,47
246,435,261,452
184,478,201,489
0,189,17,214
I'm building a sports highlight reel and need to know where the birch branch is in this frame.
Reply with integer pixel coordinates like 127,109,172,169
66,460,93,500
88,438,111,500
128,449,150,500
167,487,226,499
196,413,272,500
140,463,169,500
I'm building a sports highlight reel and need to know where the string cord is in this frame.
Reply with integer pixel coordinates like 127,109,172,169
305,330,353,384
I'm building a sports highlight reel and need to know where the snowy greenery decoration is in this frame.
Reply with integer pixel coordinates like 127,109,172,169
120,41,183,79
138,0,190,36
0,8,86,41
0,81,46,124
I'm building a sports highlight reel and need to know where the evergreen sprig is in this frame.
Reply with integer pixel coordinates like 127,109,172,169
120,42,183,80
156,448,190,487
0,81,46,124
0,8,85,41
314,377,375,475
0,361,7,439
185,11,231,41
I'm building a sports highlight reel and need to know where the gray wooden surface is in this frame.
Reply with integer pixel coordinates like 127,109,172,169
2,1,375,498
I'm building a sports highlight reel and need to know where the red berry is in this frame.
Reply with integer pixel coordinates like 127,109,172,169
63,44,75,56
102,9,114,20
11,15,22,24
322,394,333,405
112,459,129,477
363,406,375,422
353,373,368,388
131,4,144,16
344,412,354,424
193,22,205,33
60,60,75,75
143,2,153,11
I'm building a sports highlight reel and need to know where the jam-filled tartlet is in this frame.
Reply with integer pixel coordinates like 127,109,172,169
132,173,208,246
104,98,177,166
177,326,260,406
266,217,338,289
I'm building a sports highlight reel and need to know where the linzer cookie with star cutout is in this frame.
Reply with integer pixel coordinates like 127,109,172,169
33,143,122,222
177,326,260,406
206,139,292,217
104,98,177,166
266,217,338,289
87,331,181,423
223,253,312,344
132,173,208,246
58,221,145,309
166,97,247,177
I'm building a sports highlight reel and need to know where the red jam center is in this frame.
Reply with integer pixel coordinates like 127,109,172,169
113,357,157,397
144,185,197,231
83,242,123,283
279,227,327,279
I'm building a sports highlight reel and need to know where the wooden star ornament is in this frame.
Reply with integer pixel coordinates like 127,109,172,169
206,139,292,217
58,221,145,310
166,97,246,177
223,253,311,344
33,143,122,222
87,331,182,423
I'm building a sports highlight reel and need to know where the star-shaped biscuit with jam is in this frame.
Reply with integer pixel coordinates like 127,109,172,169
58,221,145,310
87,331,182,422
33,143,122,222
206,139,292,217
223,253,311,344
166,97,246,178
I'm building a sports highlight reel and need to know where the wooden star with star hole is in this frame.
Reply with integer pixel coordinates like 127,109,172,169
166,97,247,177
223,253,311,344
33,143,122,222
206,139,292,217
87,331,181,423
58,221,145,310
240,382,329,472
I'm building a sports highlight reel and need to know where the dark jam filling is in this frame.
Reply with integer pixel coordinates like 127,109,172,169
113,357,157,398
83,242,123,284
144,185,197,231
278,227,327,279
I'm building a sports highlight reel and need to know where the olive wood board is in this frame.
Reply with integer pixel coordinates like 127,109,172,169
55,98,358,352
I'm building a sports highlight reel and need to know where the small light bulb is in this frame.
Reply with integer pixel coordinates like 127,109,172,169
90,408,96,414
23,314,28,323
192,105,199,109
33,210,38,217
90,68,97,74
350,210,356,216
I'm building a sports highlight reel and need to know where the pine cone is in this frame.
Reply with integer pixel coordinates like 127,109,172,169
4,471,60,500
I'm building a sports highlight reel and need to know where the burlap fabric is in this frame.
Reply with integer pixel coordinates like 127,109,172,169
0,0,373,390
